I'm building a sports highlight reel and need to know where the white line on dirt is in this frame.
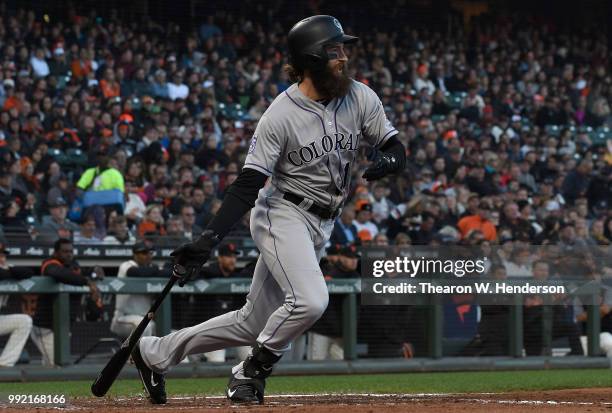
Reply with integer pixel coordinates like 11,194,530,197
112,393,612,407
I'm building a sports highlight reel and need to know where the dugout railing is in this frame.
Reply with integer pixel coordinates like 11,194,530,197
0,276,604,367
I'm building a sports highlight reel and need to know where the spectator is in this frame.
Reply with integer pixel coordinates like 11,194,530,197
180,204,203,241
49,46,70,78
461,87,485,121
352,203,378,239
151,69,169,99
414,64,435,95
457,204,497,242
76,155,125,194
138,204,166,238
103,215,136,245
126,68,152,97
124,180,147,224
168,72,189,101
562,160,593,205
499,202,532,241
590,219,610,245
29,48,49,78
503,247,533,277
558,223,580,247
161,216,189,245
1,199,30,237
46,173,70,208
0,170,25,211
374,233,389,246
330,205,357,246
100,68,121,99
38,197,79,241
74,214,103,244
394,232,411,246
371,182,394,225
70,49,94,80
408,212,437,245
191,186,207,218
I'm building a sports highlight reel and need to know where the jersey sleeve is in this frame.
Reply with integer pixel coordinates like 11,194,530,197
361,86,398,148
243,115,282,176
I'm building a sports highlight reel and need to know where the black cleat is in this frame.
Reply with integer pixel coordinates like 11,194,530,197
131,341,167,404
226,375,265,404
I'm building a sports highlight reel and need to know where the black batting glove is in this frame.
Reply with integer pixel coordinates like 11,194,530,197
170,230,220,286
362,151,399,181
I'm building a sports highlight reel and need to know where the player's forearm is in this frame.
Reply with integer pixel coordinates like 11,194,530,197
44,265,88,285
206,168,268,239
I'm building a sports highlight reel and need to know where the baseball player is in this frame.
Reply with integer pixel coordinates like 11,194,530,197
131,15,406,405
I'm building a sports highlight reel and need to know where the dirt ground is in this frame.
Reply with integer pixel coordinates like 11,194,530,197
3,388,612,412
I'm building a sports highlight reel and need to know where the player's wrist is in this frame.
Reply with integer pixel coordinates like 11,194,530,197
382,153,399,171
194,230,221,250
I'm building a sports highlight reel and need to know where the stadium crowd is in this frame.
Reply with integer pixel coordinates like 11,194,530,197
0,5,609,251
0,3,611,363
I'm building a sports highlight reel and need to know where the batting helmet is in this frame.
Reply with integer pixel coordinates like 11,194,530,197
288,15,358,71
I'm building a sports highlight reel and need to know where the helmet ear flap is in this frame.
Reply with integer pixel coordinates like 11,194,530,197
303,50,327,71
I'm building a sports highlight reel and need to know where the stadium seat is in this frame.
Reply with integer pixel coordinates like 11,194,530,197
545,125,561,136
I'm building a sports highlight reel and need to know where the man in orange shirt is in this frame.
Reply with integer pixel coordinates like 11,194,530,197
2,79,21,112
457,203,497,241
100,68,120,98
70,49,93,80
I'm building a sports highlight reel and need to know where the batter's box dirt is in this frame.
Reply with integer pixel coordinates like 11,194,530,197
3,389,612,413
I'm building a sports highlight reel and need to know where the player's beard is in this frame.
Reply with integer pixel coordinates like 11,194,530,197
310,62,351,99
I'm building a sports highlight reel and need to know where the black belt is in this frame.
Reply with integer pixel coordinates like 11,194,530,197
283,192,340,220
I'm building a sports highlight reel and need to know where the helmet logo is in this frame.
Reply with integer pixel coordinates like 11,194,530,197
333,18,343,33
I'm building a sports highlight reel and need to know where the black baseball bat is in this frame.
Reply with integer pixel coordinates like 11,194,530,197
91,264,186,397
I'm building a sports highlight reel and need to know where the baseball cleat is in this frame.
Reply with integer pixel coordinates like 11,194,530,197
226,376,265,404
131,341,167,404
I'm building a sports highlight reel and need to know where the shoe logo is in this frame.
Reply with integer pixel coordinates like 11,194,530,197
227,388,237,398
151,372,158,387
261,365,272,371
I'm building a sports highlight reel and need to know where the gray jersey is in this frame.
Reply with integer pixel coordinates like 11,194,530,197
244,80,398,210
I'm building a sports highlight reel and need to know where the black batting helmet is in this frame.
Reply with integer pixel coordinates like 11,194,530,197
288,15,358,71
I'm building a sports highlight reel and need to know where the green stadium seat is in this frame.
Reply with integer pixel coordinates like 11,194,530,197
65,148,88,167
591,127,612,145
448,92,466,109
545,125,561,136
48,148,68,165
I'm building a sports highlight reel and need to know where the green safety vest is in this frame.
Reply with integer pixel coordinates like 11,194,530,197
76,167,125,192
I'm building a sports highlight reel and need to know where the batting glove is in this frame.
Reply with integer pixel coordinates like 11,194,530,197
362,151,399,181
171,230,220,286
